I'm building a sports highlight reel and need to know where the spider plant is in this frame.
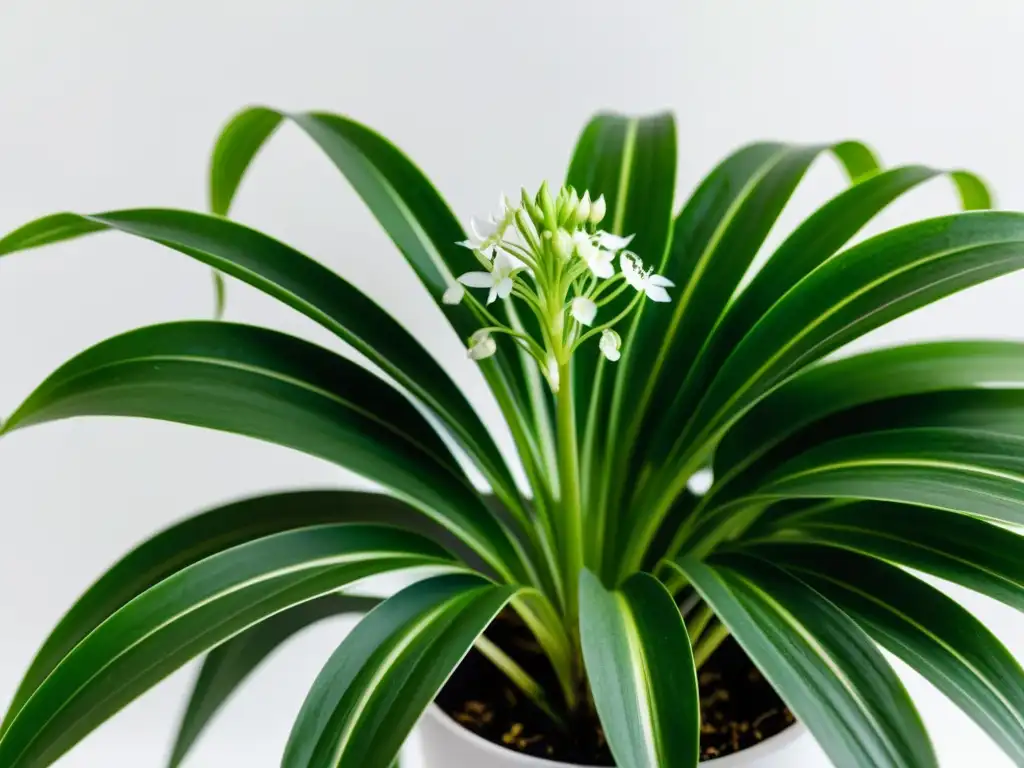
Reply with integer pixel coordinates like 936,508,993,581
2,105,1024,768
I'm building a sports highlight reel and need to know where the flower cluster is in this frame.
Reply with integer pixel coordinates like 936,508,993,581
446,183,673,391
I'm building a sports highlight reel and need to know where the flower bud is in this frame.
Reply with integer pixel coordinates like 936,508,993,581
553,228,574,260
442,284,465,305
590,194,607,224
571,296,597,326
599,328,621,362
578,190,592,223
537,181,557,229
468,330,497,360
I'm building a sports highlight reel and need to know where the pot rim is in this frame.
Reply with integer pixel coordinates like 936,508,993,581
422,703,808,767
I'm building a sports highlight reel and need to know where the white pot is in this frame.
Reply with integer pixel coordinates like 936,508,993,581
419,703,822,767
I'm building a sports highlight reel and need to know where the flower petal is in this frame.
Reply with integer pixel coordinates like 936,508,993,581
647,274,675,288
589,258,615,279
620,253,645,290
458,271,495,288
486,285,499,304
645,284,672,303
495,277,514,300
571,297,597,326
599,329,621,362
442,284,465,305
596,232,634,251
470,216,497,242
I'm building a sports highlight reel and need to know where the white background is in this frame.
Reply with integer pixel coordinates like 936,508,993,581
2,1,1024,765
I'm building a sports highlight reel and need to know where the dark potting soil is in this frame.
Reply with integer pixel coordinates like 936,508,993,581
436,610,794,764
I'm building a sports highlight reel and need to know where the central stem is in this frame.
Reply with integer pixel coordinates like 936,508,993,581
556,361,585,648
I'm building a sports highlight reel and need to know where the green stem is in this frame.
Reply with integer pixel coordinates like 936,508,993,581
556,361,585,640
686,602,714,644
475,635,566,728
692,621,730,669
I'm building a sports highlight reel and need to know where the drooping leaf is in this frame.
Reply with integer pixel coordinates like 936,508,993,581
578,570,699,768
671,555,936,768
715,340,1024,479
741,542,1024,764
169,594,380,768
0,525,459,768
0,208,517,501
0,322,525,580
0,489,484,740
634,142,879,465
750,501,1024,612
207,106,534,427
681,211,1024,465
283,573,517,768
661,166,990,464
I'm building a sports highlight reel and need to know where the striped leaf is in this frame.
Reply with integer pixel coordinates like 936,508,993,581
0,207,517,505
0,321,526,580
742,542,1024,764
671,555,935,768
0,490,482,741
578,570,699,768
0,525,458,768
283,574,518,768
170,594,381,768
752,501,1024,612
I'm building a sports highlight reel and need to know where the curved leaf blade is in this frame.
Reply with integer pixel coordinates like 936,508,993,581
283,573,517,768
0,322,523,579
0,208,516,499
753,501,1024,612
0,524,458,768
578,570,699,768
687,211,1024,457
715,340,1024,479
169,594,380,768
671,555,935,768
0,489,483,740
741,542,1024,764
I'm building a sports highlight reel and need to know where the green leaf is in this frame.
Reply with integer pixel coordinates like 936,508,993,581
564,112,677,564
0,321,524,580
635,142,879,465
662,166,989,466
169,594,380,768
578,570,699,768
283,573,517,768
751,427,1024,528
207,106,533,427
0,207,516,502
742,542,1024,764
670,555,936,768
752,501,1024,612
0,524,458,768
715,340,1024,479
0,489,484,741
683,211,1024,462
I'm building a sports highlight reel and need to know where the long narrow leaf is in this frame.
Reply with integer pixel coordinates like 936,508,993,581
0,208,517,502
578,570,699,768
0,322,525,580
683,211,1024,466
169,594,380,768
751,501,1024,612
0,525,459,768
207,106,533,425
283,574,517,768
741,542,1024,764
0,489,483,739
671,555,935,768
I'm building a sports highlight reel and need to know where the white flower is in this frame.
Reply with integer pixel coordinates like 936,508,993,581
577,239,615,279
620,253,674,303
467,330,497,360
595,231,634,251
457,196,517,255
577,190,592,222
571,297,597,326
687,467,714,496
442,283,465,305
590,194,607,224
458,252,519,304
599,329,621,362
